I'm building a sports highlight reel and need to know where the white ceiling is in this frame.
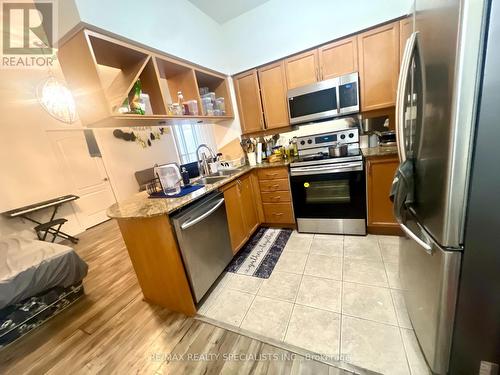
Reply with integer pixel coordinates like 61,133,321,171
187,0,271,24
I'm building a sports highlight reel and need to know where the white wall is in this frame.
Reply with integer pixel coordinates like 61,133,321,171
74,0,229,73
72,0,412,75
223,0,413,73
94,128,179,202
0,66,85,237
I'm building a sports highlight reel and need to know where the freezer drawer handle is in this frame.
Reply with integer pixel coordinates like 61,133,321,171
180,198,225,230
400,222,432,254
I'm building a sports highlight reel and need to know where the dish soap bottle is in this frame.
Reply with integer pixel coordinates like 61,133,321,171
181,167,190,187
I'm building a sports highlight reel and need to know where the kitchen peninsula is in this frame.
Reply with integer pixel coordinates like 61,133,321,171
107,161,293,315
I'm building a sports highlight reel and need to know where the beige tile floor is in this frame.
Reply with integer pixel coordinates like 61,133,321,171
198,231,431,375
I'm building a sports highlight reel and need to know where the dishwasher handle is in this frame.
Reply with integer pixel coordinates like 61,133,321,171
180,198,225,230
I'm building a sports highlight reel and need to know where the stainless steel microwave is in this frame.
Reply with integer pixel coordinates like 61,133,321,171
287,72,359,125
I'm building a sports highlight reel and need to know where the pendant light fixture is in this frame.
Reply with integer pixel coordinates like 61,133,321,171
33,40,77,124
37,75,77,124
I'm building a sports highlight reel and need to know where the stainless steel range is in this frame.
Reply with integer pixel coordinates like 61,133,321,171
289,128,366,235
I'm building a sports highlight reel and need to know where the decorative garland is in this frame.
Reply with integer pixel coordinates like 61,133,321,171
113,127,167,148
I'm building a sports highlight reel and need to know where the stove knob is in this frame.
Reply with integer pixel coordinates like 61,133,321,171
307,139,313,144
340,134,346,140
349,133,354,138
300,140,305,145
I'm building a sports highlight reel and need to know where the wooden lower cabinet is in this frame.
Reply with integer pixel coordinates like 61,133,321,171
240,174,260,235
263,203,294,224
223,172,260,254
223,181,248,253
366,155,401,235
258,166,295,225
116,215,196,316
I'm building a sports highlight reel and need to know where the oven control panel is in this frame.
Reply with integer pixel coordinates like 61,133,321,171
297,128,359,151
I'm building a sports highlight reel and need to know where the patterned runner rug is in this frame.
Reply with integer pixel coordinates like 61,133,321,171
225,227,292,279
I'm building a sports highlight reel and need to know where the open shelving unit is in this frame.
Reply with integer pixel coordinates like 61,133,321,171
58,28,234,128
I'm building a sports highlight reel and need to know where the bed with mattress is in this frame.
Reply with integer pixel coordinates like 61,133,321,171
0,234,88,348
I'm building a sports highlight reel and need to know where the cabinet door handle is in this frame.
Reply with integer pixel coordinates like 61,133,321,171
266,173,278,177
272,196,281,201
273,212,284,216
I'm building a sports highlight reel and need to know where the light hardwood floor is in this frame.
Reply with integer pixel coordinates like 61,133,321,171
0,220,353,375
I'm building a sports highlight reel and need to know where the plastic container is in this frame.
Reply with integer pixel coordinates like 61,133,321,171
201,92,216,103
199,87,209,96
154,164,181,196
187,100,199,115
215,97,225,112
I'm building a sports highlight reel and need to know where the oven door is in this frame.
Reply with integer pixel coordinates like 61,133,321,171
290,161,366,234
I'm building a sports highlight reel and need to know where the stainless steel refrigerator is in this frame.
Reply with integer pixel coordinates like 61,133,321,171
395,0,491,373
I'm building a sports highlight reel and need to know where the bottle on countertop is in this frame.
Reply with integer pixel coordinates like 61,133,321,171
181,167,190,186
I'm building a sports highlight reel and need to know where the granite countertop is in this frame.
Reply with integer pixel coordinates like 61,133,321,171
361,146,399,158
107,159,292,220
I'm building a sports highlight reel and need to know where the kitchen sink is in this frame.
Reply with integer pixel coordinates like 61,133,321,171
195,176,228,185
214,168,244,176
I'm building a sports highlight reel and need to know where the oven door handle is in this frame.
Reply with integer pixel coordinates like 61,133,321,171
290,162,363,176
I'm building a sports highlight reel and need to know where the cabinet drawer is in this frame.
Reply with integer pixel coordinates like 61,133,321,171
257,168,289,180
259,179,289,192
263,203,294,224
261,191,291,203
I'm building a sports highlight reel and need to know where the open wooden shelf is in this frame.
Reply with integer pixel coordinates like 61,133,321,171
58,28,234,127
86,114,234,128
194,69,233,117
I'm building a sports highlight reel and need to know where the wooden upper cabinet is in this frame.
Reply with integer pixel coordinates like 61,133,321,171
258,62,289,130
285,49,319,89
223,182,247,254
233,69,264,134
319,37,358,80
239,175,259,235
399,18,413,62
358,22,400,111
366,156,399,230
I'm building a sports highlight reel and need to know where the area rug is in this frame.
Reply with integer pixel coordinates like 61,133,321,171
225,227,292,279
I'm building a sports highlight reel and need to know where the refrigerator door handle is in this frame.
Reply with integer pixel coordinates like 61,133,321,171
400,222,433,254
396,32,418,163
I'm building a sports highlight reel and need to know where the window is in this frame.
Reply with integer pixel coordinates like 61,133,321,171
171,123,217,164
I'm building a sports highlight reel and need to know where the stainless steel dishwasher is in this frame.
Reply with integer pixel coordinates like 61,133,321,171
171,191,233,303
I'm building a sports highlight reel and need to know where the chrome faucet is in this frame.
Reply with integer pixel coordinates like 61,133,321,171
196,144,216,177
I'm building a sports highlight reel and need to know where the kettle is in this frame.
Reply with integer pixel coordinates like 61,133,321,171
154,163,182,196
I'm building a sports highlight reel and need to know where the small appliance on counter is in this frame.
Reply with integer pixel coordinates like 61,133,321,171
361,115,395,148
289,127,366,235
154,163,182,196
146,163,205,199
376,130,396,147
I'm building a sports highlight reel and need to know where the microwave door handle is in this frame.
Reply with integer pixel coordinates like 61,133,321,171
396,32,418,163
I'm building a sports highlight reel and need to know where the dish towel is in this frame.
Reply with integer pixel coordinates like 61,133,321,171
390,159,415,223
